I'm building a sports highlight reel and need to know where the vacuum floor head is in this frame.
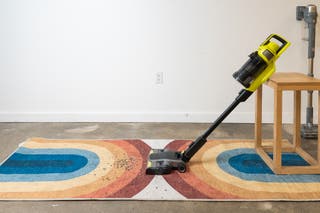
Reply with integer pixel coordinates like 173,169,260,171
146,149,186,175
301,124,318,139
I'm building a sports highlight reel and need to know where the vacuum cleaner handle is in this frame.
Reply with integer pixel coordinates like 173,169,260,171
267,34,289,53
261,34,290,59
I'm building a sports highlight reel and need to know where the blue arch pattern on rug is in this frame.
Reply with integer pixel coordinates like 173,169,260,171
0,147,99,182
217,148,320,183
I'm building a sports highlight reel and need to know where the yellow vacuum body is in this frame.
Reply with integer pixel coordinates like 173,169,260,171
233,34,290,92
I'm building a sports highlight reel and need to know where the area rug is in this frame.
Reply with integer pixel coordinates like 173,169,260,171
1,138,320,201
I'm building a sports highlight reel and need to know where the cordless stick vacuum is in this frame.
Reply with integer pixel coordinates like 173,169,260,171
296,5,318,139
146,34,290,175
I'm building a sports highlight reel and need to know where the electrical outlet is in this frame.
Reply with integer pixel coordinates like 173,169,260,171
156,72,163,84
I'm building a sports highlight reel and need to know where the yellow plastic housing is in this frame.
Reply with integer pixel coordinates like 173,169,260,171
246,34,290,92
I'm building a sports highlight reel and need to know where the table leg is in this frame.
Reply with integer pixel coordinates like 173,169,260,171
293,90,301,149
274,89,282,172
255,86,262,148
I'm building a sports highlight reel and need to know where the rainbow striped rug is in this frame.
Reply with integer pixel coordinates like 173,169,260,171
1,138,320,200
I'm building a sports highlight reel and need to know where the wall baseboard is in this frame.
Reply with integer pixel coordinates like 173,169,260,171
0,111,299,123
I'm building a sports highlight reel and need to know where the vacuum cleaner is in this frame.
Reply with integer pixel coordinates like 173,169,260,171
296,5,318,139
146,34,290,175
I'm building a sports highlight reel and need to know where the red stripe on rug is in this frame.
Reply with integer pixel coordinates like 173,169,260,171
164,140,239,199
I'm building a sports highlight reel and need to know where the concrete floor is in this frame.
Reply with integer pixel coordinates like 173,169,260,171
0,122,319,213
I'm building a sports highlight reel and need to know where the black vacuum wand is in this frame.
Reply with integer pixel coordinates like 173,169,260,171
146,34,290,175
297,5,318,139
180,89,252,163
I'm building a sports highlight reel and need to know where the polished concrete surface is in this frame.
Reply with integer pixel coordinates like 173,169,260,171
0,122,319,213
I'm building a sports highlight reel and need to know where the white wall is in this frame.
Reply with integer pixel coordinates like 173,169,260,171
0,0,319,122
